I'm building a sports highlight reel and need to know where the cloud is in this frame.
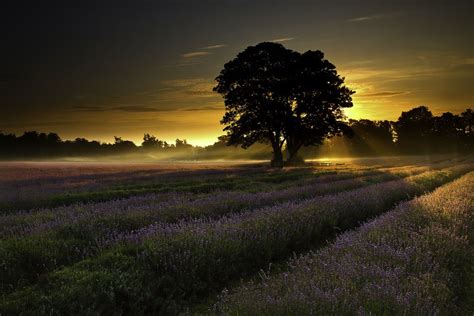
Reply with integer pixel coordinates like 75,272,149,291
449,57,474,67
0,120,84,128
171,46,224,66
69,78,221,116
416,53,474,68
272,37,294,43
181,51,211,58
185,90,215,97
116,106,172,112
462,58,474,65
71,105,176,113
160,78,216,98
161,79,208,88
342,66,444,84
202,44,226,50
71,105,102,111
162,60,204,68
347,14,391,23
361,91,409,98
181,105,222,111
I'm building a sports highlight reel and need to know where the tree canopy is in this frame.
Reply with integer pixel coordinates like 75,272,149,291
214,42,354,167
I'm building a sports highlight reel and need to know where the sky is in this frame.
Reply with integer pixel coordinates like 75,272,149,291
2,0,473,146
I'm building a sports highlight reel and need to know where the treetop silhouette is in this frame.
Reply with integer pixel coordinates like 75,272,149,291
214,42,354,167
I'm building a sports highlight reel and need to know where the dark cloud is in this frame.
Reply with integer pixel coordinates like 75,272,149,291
271,37,294,43
0,120,83,128
71,105,176,112
182,51,212,58
347,13,396,23
181,106,222,111
202,44,226,50
117,106,174,112
71,104,222,113
71,105,104,112
185,90,215,97
362,91,408,97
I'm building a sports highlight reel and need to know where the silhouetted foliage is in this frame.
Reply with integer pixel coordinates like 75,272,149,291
142,134,164,149
345,119,395,156
461,109,473,134
395,106,434,154
214,42,297,167
284,50,354,165
214,42,354,167
0,106,472,160
175,139,192,149
389,106,473,154
113,136,137,152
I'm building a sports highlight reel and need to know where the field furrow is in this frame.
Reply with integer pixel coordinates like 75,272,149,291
216,172,474,315
0,161,447,213
0,165,429,238
0,164,349,212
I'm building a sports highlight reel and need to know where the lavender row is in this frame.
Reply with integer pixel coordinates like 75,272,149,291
103,165,468,246
0,165,429,239
2,165,471,313
0,164,357,213
216,172,474,315
0,165,425,295
0,164,289,212
0,157,466,209
0,166,427,295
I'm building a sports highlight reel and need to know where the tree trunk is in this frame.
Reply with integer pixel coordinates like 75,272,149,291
271,143,284,168
286,152,304,166
285,138,303,166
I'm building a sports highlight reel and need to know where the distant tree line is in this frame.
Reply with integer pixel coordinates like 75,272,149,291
0,131,193,159
309,106,473,157
0,106,472,160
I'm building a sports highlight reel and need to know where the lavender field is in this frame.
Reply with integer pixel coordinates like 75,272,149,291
1,157,473,314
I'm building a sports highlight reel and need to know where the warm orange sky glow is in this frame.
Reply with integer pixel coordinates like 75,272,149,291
2,1,472,146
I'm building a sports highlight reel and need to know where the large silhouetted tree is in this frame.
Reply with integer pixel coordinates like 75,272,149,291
214,42,297,167
214,42,353,167
285,50,354,164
